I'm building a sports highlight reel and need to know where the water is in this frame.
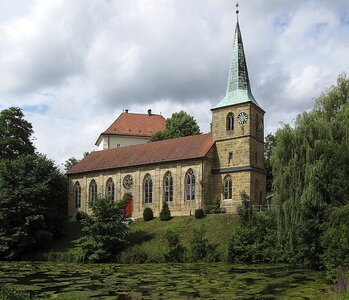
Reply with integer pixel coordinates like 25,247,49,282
0,262,332,299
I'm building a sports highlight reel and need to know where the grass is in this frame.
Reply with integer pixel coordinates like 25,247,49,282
41,214,239,263
121,214,240,262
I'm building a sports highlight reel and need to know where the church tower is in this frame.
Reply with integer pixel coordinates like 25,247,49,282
211,9,266,211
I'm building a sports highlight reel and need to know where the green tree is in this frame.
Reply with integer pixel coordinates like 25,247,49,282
272,73,349,268
164,229,186,262
0,107,35,160
0,154,67,259
76,197,128,262
150,111,200,141
64,157,79,172
264,133,276,194
159,202,171,221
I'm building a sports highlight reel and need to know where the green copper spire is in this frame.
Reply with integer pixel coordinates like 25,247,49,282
215,14,259,109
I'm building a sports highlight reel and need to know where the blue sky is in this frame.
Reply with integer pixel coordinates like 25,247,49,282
0,0,348,167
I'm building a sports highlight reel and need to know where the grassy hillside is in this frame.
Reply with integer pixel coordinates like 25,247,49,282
121,214,239,262
41,214,240,263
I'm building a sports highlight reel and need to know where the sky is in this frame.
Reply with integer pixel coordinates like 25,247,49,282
1,0,349,168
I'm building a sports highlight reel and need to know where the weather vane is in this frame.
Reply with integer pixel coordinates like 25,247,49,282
236,3,239,21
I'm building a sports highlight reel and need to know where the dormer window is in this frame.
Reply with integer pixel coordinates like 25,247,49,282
226,113,234,131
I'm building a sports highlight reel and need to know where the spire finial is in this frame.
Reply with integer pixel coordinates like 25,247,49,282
236,3,239,21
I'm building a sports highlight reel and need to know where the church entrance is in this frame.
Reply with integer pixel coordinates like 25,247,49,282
124,194,133,218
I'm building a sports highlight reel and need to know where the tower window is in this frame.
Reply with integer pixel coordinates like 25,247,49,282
228,152,233,165
224,176,232,200
255,151,258,164
226,113,234,131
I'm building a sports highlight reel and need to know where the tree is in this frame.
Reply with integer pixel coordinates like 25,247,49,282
264,133,276,194
0,154,67,259
150,111,200,142
0,107,35,160
64,157,79,172
271,73,349,268
159,202,171,221
76,197,128,262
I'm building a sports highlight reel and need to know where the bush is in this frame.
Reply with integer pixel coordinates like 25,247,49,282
194,208,204,219
118,245,148,264
143,207,154,222
210,197,223,214
164,230,186,262
189,226,218,262
160,202,171,221
75,211,88,222
0,286,33,300
236,191,254,227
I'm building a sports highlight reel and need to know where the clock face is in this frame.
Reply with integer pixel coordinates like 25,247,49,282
237,112,248,124
123,175,133,189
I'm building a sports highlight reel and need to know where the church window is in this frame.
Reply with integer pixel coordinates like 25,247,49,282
89,180,97,205
144,174,153,204
106,178,115,202
228,152,233,165
226,113,234,131
164,172,173,202
224,176,232,200
74,182,81,208
185,169,195,201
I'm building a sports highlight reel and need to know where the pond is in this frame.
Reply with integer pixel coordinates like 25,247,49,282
0,262,332,299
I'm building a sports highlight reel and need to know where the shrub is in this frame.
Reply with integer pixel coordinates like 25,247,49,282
164,230,186,262
194,208,204,219
118,245,148,264
210,197,222,214
236,191,254,227
75,211,89,222
160,202,171,221
143,207,154,222
189,226,218,262
0,286,33,300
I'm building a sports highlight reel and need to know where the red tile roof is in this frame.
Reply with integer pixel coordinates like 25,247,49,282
104,112,165,137
69,133,213,175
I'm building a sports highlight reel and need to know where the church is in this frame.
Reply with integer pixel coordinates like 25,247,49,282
67,15,266,220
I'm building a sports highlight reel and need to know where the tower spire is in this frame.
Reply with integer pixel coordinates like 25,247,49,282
214,5,259,109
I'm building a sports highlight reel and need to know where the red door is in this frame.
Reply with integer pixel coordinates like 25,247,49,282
124,196,133,218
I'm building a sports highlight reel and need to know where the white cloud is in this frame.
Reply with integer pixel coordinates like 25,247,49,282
0,0,348,167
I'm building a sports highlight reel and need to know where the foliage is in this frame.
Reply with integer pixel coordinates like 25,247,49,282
189,226,219,262
194,208,204,219
0,154,67,260
0,107,35,160
227,211,278,263
320,204,349,280
118,245,148,264
75,211,89,223
64,157,79,172
150,110,200,141
264,133,276,194
334,266,349,296
143,207,154,221
159,202,171,221
164,229,186,262
271,74,349,268
209,197,222,214
0,286,33,300
236,191,254,227
76,197,128,262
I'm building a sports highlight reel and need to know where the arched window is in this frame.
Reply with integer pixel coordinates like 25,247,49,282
89,180,97,205
185,169,195,201
226,113,234,131
144,174,153,204
224,176,232,200
164,172,173,202
74,182,81,208
106,178,115,202
255,114,259,136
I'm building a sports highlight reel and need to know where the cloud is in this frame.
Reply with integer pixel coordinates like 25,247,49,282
0,0,348,167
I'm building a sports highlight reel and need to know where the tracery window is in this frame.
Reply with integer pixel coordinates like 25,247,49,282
185,169,195,201
164,172,173,202
106,178,115,202
74,182,81,208
224,176,232,200
226,113,234,131
89,180,97,205
144,174,153,204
